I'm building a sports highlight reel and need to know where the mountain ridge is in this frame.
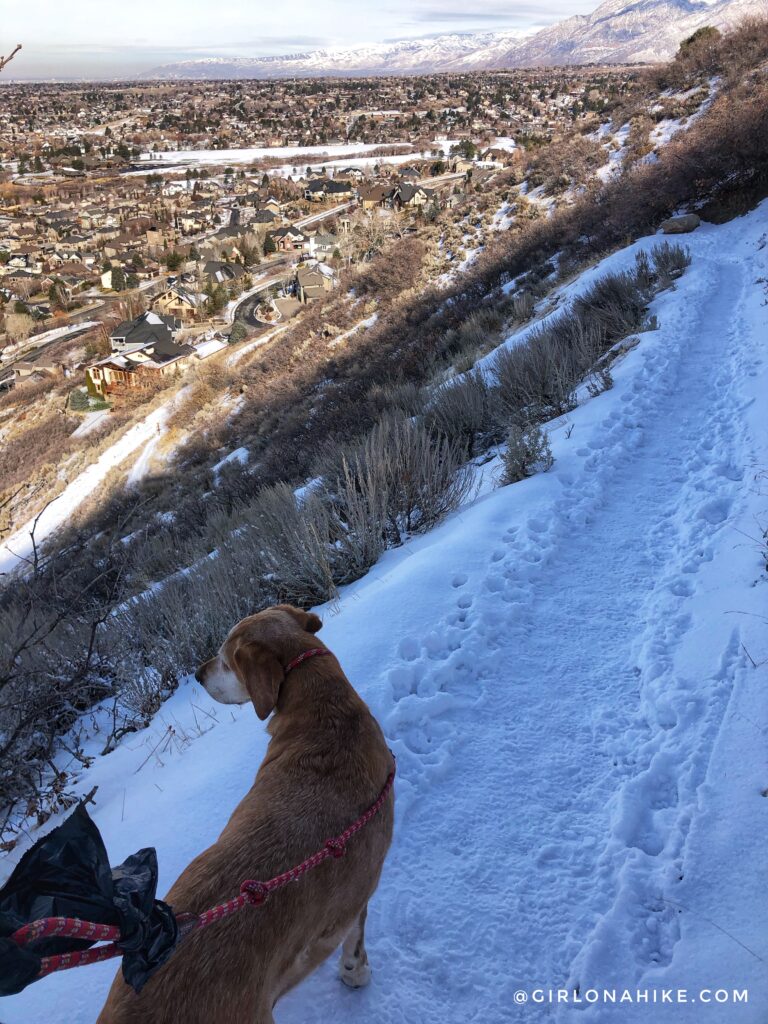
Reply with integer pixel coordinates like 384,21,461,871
142,0,767,79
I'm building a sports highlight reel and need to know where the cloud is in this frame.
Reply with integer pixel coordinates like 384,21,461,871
406,0,590,25
412,12,519,20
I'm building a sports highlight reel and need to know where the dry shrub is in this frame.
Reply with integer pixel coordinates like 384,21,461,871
492,263,651,424
338,413,476,545
0,412,78,492
367,380,423,418
500,423,554,484
248,483,337,606
573,267,649,339
425,370,502,455
650,241,691,286
511,291,535,321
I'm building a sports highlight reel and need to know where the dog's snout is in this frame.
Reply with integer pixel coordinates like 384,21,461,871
194,663,206,684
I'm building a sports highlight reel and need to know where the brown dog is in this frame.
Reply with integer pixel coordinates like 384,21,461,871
97,604,394,1024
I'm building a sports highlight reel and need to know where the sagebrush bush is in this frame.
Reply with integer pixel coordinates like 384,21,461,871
650,241,691,285
333,413,475,546
493,322,581,421
367,380,423,418
511,291,535,321
500,423,554,484
573,269,649,339
425,370,502,455
250,483,338,606
491,260,655,426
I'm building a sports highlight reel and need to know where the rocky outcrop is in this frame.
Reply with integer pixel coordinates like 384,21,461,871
661,214,702,234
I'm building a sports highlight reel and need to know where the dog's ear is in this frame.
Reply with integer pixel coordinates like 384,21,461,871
278,605,322,634
232,642,284,720
305,612,322,633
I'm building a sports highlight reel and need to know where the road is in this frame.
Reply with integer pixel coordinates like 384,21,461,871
231,261,295,327
295,201,355,229
0,323,98,388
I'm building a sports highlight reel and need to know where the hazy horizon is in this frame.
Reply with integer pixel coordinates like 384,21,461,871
2,0,594,80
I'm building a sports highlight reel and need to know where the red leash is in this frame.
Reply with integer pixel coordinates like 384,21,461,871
11,648,394,982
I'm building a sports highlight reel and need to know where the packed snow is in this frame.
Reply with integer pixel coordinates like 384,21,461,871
2,202,767,1022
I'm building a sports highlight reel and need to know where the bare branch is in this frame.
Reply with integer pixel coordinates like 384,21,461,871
0,44,21,72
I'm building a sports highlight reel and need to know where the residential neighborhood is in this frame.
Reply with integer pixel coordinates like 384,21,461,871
0,65,635,402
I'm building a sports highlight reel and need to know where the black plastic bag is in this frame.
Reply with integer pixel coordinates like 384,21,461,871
0,803,179,996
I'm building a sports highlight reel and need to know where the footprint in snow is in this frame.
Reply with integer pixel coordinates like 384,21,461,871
697,497,731,524
398,636,420,661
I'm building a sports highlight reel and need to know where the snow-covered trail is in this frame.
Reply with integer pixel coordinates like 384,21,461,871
2,206,766,1023
277,229,767,1021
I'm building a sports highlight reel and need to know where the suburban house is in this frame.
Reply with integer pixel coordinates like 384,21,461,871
303,178,354,202
482,147,520,165
154,284,205,322
251,209,281,225
109,310,182,353
312,233,339,261
450,157,475,174
340,167,365,182
100,266,132,290
304,179,329,202
393,183,436,209
357,183,395,210
203,260,246,287
325,179,354,199
12,360,58,385
295,262,336,303
86,335,197,396
268,226,310,252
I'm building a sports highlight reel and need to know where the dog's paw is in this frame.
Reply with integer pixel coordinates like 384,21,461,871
339,959,372,989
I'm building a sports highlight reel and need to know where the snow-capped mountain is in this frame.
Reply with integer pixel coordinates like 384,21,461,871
502,0,767,67
142,32,522,80
143,0,768,79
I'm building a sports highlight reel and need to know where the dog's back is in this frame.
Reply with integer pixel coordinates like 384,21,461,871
98,633,393,1024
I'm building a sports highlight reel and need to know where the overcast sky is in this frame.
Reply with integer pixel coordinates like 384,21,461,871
2,0,595,79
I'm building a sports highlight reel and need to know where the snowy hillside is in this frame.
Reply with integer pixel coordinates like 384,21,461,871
3,202,768,1022
502,0,768,67
143,0,768,78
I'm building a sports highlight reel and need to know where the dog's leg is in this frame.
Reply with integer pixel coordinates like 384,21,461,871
339,904,371,989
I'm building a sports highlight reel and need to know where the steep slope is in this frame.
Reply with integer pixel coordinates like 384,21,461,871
2,205,767,1022
142,0,768,78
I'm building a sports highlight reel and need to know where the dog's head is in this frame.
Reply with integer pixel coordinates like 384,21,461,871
195,604,323,719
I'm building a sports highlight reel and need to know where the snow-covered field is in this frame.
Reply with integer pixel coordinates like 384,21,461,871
2,203,767,1022
138,142,414,166
128,139,474,179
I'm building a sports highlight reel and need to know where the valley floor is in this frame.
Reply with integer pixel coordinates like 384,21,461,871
3,203,767,1022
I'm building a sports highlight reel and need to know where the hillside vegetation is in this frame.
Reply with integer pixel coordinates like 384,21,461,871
1,18,767,839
